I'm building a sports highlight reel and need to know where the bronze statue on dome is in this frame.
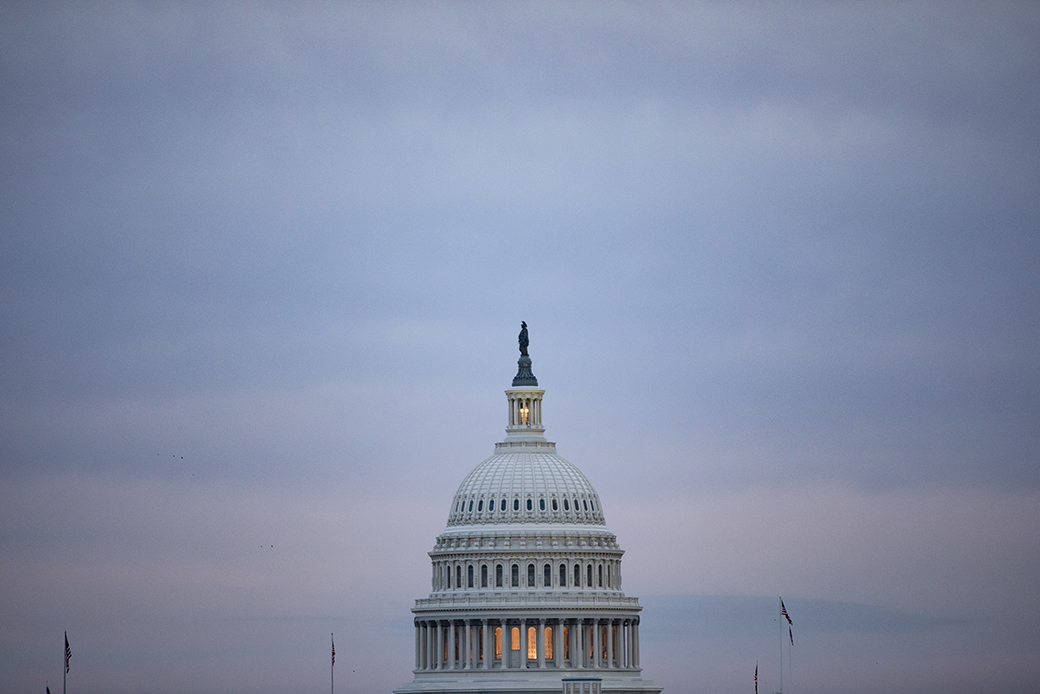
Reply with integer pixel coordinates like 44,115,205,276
518,321,529,356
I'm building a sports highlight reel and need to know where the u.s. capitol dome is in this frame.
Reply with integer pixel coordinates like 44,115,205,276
395,325,662,694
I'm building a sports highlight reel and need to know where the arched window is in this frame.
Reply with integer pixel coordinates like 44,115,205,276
490,499,496,511
575,498,580,512
545,626,554,659
511,627,520,651
496,564,503,588
454,501,459,513
563,499,570,511
544,563,551,587
468,500,473,512
587,564,593,587
481,564,488,588
540,498,546,511
527,563,535,587
583,499,588,511
468,565,474,588
527,626,537,659
457,565,462,589
552,498,558,511
598,564,603,587
494,627,502,659
513,498,520,511
574,564,580,586
590,499,595,512
446,566,451,589
511,564,520,587
560,563,567,586
527,498,533,511
606,564,610,588
478,499,483,512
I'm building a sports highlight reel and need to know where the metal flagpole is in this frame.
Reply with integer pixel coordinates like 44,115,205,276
331,633,335,694
778,598,783,694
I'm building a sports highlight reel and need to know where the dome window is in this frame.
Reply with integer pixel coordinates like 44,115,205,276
573,564,580,586
543,563,551,586
468,565,474,588
457,565,462,589
513,498,519,512
477,500,483,512
526,499,533,511
539,498,545,511
455,501,459,513
481,564,488,588
583,499,588,511
496,564,503,587
527,563,535,587
490,499,496,511
590,499,595,512
552,499,558,511
587,564,593,587
563,499,570,511
511,564,519,587
574,498,580,512
559,563,567,587
468,500,473,512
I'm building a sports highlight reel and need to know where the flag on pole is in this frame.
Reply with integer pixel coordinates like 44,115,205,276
47,687,51,694
64,632,71,674
781,599,792,625
332,636,335,666
789,626,794,645
754,662,758,694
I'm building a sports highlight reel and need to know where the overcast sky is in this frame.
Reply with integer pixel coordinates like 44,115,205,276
1,3,1038,694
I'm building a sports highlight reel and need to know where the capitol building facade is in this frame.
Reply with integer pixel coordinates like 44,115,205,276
395,328,662,694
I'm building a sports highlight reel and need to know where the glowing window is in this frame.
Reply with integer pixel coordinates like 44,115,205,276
528,626,536,659
511,627,520,651
545,626,554,659
511,564,519,587
495,627,502,659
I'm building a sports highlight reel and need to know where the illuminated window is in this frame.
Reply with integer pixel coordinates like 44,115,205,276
560,563,567,586
511,564,519,587
468,565,474,588
527,563,535,587
545,626,554,659
528,626,536,659
495,627,502,659
563,626,569,659
544,563,551,587
481,564,488,588
496,564,503,587
511,627,520,651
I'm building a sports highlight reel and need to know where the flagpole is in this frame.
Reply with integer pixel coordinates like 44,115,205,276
778,597,783,694
331,633,335,694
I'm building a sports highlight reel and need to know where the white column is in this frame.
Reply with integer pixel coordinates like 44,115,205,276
519,619,528,669
463,620,471,669
481,619,490,669
606,620,614,669
592,619,601,669
537,618,546,668
633,619,640,668
555,619,563,668
576,619,584,669
415,621,421,669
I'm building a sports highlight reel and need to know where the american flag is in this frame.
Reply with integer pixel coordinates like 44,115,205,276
754,663,758,694
64,632,71,674
781,599,792,625
332,635,335,666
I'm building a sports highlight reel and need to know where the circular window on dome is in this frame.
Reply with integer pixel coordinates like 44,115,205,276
552,499,558,511
539,499,545,511
513,498,519,511
563,499,569,511
477,499,483,512
526,499,532,511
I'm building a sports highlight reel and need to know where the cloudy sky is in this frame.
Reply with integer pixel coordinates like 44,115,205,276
2,3,1038,693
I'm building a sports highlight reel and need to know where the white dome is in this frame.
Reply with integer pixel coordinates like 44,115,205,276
447,442,606,526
